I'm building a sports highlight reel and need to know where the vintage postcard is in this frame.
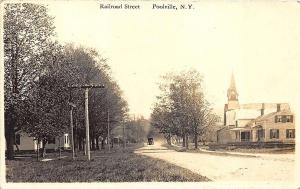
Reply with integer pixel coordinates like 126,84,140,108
0,0,300,189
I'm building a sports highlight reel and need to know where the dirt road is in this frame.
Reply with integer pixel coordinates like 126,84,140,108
135,142,295,181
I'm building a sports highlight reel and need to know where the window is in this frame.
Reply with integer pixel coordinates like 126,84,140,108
15,134,20,145
65,135,68,144
241,131,251,141
286,129,295,138
270,129,279,139
276,115,293,123
276,116,282,123
48,137,55,144
286,115,293,123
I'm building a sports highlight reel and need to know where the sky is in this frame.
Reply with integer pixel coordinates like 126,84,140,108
46,1,300,119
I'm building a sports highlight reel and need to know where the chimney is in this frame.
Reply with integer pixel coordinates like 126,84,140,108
261,103,265,116
277,104,281,112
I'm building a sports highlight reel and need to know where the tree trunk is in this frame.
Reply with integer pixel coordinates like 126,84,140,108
96,137,99,150
78,136,83,151
58,137,61,158
182,134,186,147
91,137,96,150
6,117,15,160
74,129,77,151
166,138,170,145
83,138,86,155
81,136,84,151
166,133,171,145
14,142,20,152
77,135,80,151
101,139,105,149
36,139,40,161
74,119,78,151
194,134,198,149
186,135,189,149
41,139,47,158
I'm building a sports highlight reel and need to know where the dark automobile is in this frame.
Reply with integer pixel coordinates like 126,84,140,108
147,137,154,145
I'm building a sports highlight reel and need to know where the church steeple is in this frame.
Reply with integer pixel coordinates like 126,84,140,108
229,73,236,91
227,73,238,101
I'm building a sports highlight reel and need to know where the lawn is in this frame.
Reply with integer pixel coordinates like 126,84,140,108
163,143,295,154
6,145,210,182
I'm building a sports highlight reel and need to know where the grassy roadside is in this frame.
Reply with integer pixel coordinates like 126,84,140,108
6,145,210,182
162,143,294,158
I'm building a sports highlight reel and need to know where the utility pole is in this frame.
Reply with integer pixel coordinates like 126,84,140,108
84,88,90,160
123,121,126,148
58,137,61,159
68,88,77,160
74,117,78,156
107,110,110,152
69,103,76,160
69,85,104,161
83,138,86,155
36,140,40,161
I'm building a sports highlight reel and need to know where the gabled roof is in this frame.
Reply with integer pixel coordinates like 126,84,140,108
239,103,290,111
254,110,293,122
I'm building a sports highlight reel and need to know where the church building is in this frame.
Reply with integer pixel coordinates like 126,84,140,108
217,74,295,144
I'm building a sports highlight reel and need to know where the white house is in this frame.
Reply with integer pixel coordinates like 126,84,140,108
12,131,70,151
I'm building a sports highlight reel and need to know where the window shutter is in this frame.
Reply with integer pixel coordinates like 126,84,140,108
275,116,277,123
277,130,279,139
291,115,293,123
286,130,288,138
270,130,272,139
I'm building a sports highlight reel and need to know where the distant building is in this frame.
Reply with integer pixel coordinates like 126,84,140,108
217,74,295,144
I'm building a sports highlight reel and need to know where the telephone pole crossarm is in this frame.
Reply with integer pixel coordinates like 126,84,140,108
69,85,105,89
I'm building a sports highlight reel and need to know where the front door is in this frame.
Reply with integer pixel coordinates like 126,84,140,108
257,129,265,142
